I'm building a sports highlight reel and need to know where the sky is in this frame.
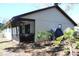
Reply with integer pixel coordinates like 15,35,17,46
0,3,79,24
59,3,79,24
0,3,53,23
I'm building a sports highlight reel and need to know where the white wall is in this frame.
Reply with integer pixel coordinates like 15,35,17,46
21,7,74,41
12,27,19,41
2,28,12,40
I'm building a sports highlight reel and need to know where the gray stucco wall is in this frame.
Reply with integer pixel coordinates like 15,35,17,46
21,21,35,33
21,7,74,42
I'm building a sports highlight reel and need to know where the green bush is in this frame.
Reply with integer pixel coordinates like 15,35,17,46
37,31,53,41
56,36,63,41
76,41,79,49
53,28,75,47
53,36,63,46
64,28,75,39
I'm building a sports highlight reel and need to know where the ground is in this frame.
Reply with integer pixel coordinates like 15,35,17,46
0,38,17,55
0,38,53,56
0,37,79,56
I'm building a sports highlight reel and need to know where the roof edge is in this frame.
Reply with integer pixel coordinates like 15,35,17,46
55,5,77,26
15,6,56,17
12,4,77,26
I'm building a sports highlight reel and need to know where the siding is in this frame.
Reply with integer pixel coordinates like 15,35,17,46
21,7,74,41
21,7,74,30
21,21,35,33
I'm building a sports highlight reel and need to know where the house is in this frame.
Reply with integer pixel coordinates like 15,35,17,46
4,4,77,43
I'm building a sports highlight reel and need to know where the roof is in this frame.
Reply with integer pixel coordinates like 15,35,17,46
11,5,77,26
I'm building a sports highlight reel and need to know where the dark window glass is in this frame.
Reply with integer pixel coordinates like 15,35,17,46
25,24,30,34
19,26,22,34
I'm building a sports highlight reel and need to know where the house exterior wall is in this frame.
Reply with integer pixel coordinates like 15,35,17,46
3,26,20,43
21,7,74,42
11,21,35,42
21,21,35,33
12,27,19,42
2,28,12,40
3,20,35,43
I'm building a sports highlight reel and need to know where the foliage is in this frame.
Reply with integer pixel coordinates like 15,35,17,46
52,28,75,47
64,47,70,52
64,28,75,39
53,36,63,46
63,28,76,56
37,31,53,41
52,28,76,46
64,47,70,51
76,41,79,49
56,36,63,41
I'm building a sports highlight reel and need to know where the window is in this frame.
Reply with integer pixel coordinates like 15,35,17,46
19,26,22,34
25,24,30,34
19,24,30,34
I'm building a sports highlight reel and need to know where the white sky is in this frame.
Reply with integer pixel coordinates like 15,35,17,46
59,4,79,24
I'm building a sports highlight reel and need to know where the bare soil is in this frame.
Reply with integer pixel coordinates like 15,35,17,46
0,38,79,56
0,38,52,56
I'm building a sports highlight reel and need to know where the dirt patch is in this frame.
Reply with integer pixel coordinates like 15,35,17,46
0,38,78,56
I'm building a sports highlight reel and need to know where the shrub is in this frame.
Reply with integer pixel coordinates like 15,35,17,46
64,28,75,39
37,31,53,41
76,41,79,49
53,36,63,46
56,36,63,41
